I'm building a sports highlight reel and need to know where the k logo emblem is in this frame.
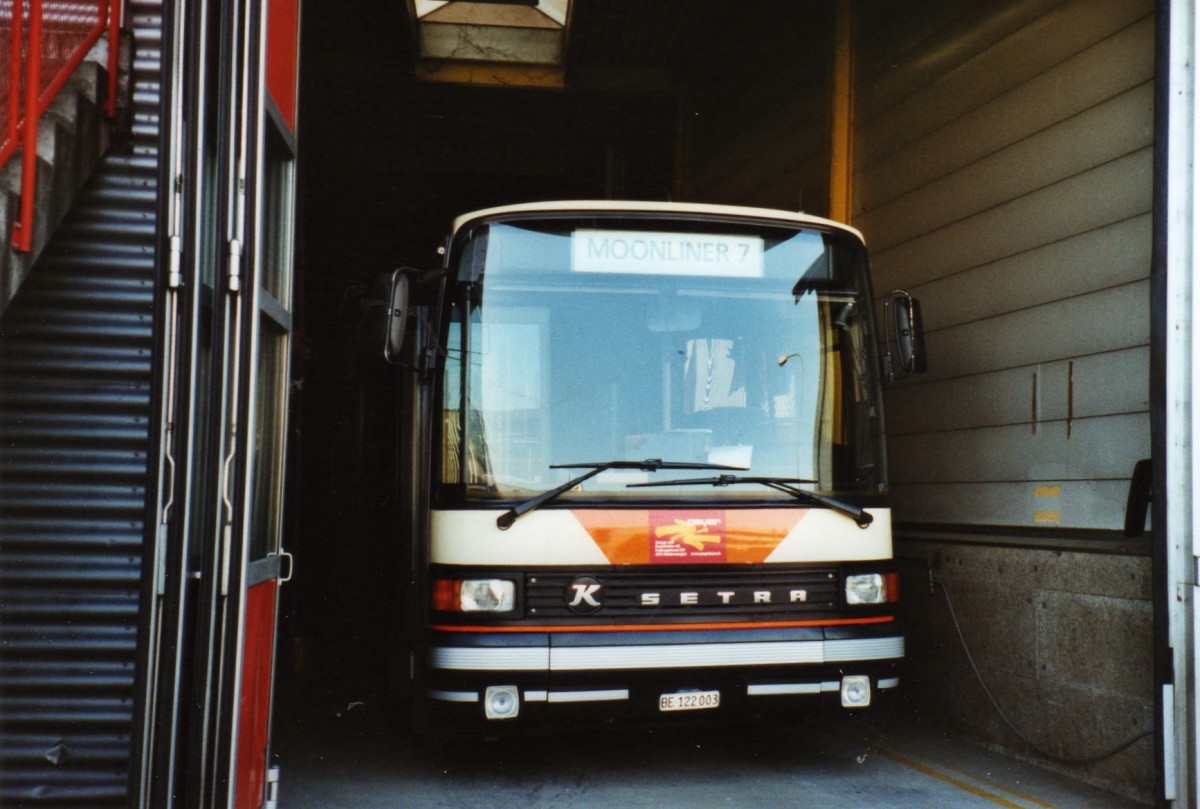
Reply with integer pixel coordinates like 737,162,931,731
566,576,604,614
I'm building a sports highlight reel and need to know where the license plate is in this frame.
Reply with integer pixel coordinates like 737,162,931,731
659,690,720,712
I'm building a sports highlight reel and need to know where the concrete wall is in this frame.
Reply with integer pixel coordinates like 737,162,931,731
853,0,1156,801
897,540,1154,802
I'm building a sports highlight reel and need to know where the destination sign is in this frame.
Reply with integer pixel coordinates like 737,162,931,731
571,229,764,278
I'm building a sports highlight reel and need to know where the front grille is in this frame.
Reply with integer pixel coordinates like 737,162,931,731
526,567,840,620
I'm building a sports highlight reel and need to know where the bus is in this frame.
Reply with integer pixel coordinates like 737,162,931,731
380,200,924,729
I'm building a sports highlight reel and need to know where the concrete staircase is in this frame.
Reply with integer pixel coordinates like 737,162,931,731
0,53,116,318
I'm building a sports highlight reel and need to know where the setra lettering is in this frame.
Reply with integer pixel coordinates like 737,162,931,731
632,586,817,608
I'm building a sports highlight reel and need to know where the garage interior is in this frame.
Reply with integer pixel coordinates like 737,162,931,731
279,0,1156,805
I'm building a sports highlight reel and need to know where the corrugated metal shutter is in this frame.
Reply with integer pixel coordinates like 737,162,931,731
0,2,164,806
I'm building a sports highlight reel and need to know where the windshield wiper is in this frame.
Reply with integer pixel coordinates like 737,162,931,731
628,474,874,529
496,459,749,530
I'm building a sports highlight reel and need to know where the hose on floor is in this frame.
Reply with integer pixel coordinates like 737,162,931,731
936,578,1152,763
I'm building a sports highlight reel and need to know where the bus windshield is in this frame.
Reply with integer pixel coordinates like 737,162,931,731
437,216,886,503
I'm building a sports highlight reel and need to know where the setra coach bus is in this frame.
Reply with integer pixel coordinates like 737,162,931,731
377,200,926,729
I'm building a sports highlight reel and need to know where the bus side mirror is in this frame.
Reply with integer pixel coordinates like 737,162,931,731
884,290,927,380
384,269,410,364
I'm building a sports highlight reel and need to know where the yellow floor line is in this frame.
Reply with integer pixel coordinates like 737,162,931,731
834,729,1056,809
873,745,1044,809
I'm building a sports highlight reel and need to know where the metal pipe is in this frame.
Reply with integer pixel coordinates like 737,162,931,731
36,4,110,116
107,0,120,117
5,0,24,162
9,0,115,251
14,0,44,253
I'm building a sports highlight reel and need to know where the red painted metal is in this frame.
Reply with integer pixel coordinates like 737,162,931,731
14,0,42,251
1,0,119,252
266,0,299,134
235,579,279,809
105,0,118,116
5,1,23,151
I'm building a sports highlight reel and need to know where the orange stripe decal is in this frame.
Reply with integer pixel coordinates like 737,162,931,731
727,510,810,563
571,510,650,564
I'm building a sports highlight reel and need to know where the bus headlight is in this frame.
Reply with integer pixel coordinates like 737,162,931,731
844,572,899,605
433,579,516,612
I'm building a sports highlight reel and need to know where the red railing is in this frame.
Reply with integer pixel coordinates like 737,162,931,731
1,0,120,251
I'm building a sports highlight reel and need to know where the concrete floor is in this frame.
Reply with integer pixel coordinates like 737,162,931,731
272,689,1148,808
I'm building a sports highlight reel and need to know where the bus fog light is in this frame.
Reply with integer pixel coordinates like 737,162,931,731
484,685,520,719
840,675,871,708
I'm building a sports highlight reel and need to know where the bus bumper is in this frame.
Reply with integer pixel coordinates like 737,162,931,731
422,622,903,726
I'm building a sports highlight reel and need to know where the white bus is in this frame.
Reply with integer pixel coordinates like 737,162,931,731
382,200,924,729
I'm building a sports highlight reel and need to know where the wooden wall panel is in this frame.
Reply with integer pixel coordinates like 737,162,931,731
859,20,1154,215
856,0,1064,124
892,480,1134,528
856,0,1149,167
856,0,1154,531
888,413,1146,484
861,79,1154,250
886,346,1150,435
870,147,1153,295
909,214,1150,333
921,281,1149,380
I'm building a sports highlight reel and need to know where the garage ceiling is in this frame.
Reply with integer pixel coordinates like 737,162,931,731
300,1,835,267
402,0,831,91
